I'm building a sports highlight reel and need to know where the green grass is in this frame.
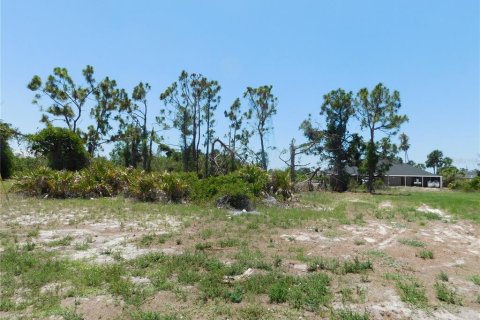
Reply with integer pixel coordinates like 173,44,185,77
471,275,480,286
435,282,462,305
2,188,479,318
395,279,428,308
437,271,449,282
131,311,181,320
416,250,434,260
332,309,370,320
398,238,426,247
306,256,372,274
47,236,74,247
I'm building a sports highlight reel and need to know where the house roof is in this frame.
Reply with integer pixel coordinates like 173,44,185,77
386,163,439,177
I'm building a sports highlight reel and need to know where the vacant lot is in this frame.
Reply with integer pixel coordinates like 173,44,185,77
1,188,479,319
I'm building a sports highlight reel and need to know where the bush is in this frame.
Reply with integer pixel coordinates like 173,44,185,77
129,173,166,202
30,126,89,171
73,159,127,197
13,167,76,198
268,169,293,200
12,161,287,207
449,177,480,192
237,165,268,196
0,137,14,179
191,173,254,210
160,172,190,202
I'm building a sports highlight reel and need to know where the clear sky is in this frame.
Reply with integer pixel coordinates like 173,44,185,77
1,0,479,170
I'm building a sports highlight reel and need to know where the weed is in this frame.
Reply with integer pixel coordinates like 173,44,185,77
343,257,373,274
416,250,434,260
229,285,244,303
131,311,180,320
471,275,480,286
239,304,269,320
47,236,74,247
219,238,241,248
195,242,212,251
288,273,331,311
27,228,40,238
234,248,272,271
177,270,201,285
396,279,428,308
269,280,289,303
353,213,365,225
398,238,426,247
331,309,370,320
340,287,354,304
354,239,366,246
0,299,15,312
273,255,282,268
437,271,449,282
61,309,85,320
74,241,90,251
435,282,462,305
139,234,155,247
23,241,36,251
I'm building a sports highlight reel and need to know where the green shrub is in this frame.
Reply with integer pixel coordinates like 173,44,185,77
159,172,189,202
0,121,16,179
29,127,89,171
416,250,434,260
73,159,127,197
129,173,165,202
396,280,428,308
237,165,268,196
434,282,462,305
191,173,254,210
373,178,386,190
269,280,289,303
449,177,480,192
0,137,15,179
268,169,293,199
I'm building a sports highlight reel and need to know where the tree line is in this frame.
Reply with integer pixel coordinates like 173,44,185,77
3,65,476,192
24,66,277,177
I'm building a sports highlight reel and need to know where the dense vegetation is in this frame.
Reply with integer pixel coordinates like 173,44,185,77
1,65,478,194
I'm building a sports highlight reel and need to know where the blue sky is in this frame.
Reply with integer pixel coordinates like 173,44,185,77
1,0,479,170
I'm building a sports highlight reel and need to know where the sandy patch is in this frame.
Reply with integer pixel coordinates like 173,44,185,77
378,200,393,209
31,217,182,263
61,295,124,320
417,204,451,221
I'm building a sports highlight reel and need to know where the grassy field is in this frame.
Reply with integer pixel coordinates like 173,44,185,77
1,186,479,319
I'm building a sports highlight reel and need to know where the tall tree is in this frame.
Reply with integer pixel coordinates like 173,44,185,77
132,82,155,171
425,149,444,174
320,89,355,192
355,83,408,193
243,85,278,170
202,80,221,177
346,133,365,168
86,77,129,156
0,121,17,179
224,98,252,171
399,133,410,163
27,66,96,133
160,71,220,173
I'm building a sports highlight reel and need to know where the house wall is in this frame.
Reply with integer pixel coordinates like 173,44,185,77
386,176,441,188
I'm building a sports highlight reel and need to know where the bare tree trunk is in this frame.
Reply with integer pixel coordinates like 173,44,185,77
289,139,296,183
147,129,154,172
259,132,267,170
